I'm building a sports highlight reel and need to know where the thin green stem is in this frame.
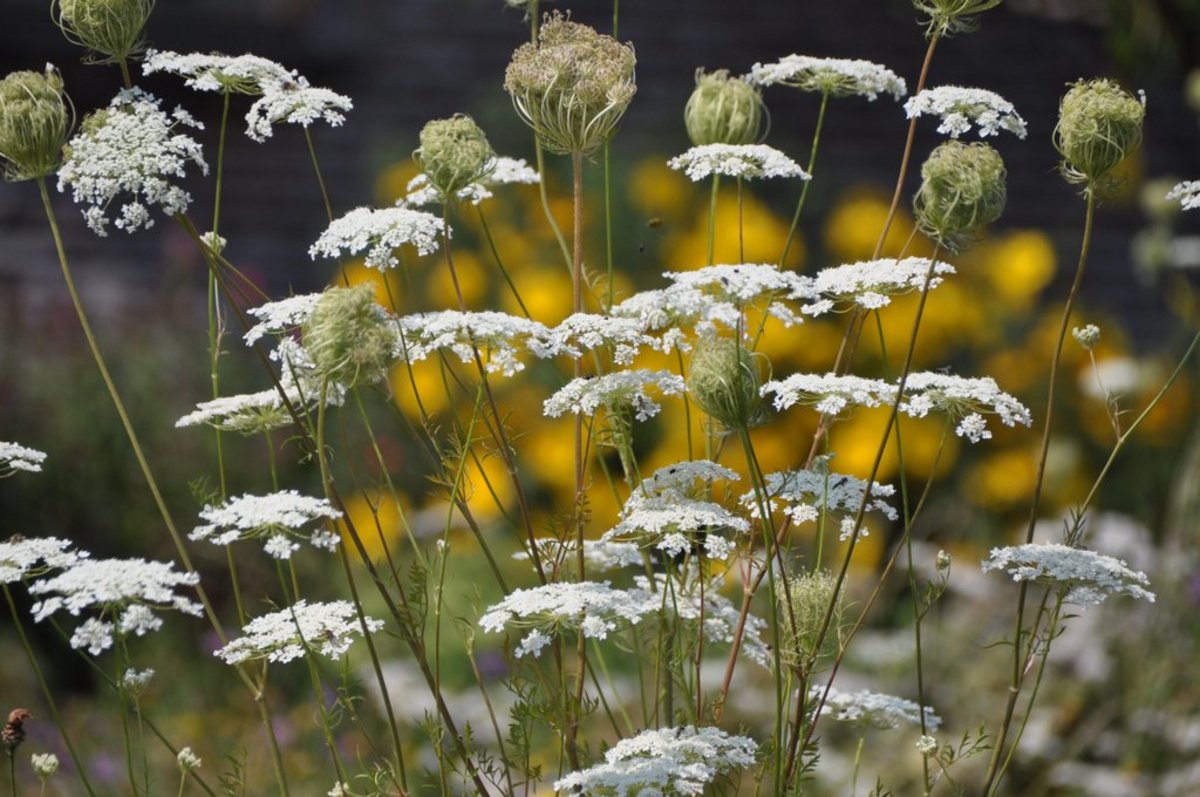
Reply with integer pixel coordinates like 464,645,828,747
737,176,744,263
566,149,587,772
707,175,720,265
118,57,133,89
780,91,829,268
476,206,531,318
304,127,335,223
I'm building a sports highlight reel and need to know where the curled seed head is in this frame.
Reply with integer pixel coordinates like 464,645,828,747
303,285,394,390
684,69,765,147
0,67,70,182
1054,79,1145,185
778,570,843,671
686,336,766,432
55,0,154,63
913,140,1006,252
415,114,496,198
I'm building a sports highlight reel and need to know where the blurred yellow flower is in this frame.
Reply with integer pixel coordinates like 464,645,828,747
427,249,487,308
824,190,918,264
667,188,802,269
338,490,409,562
390,360,450,420
978,230,1056,312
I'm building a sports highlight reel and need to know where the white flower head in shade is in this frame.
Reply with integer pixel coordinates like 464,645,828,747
29,558,202,655
515,539,645,573
1167,180,1200,211
761,373,895,415
802,257,954,317
748,55,907,101
176,747,202,772
637,574,771,668
245,82,352,142
553,725,758,796
981,543,1155,606
0,536,88,583
175,387,308,436
905,86,1028,139
0,442,47,476
243,293,324,346
746,458,897,542
479,581,656,657
57,88,207,236
122,667,155,692
664,263,816,329
191,491,343,560
309,206,445,269
214,600,383,665
1071,323,1101,350
668,143,810,182
535,313,661,365
602,461,748,561
402,156,539,208
811,684,942,730
899,372,1032,442
142,50,296,94
394,310,551,377
544,369,686,422
30,752,58,780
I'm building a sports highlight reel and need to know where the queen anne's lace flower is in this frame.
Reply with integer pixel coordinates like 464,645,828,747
243,293,324,345
899,372,1032,442
544,370,686,421
981,543,1155,606
663,263,815,328
905,86,1027,139
479,581,656,657
515,539,645,572
746,459,897,541
802,257,954,316
536,313,661,365
142,50,296,94
191,491,342,560
394,310,551,377
57,88,207,236
748,55,906,100
0,442,47,476
175,387,312,435
553,726,758,796
402,156,539,207
0,537,87,583
29,558,202,654
812,685,942,730
668,143,810,182
245,82,352,142
309,206,445,269
761,373,895,415
638,574,771,668
1167,180,1200,211
215,600,383,665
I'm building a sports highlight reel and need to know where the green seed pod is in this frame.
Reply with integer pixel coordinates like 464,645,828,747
912,0,1001,37
55,0,154,63
1054,79,1145,185
913,140,1006,252
415,114,496,199
0,67,70,182
303,285,394,390
778,569,843,671
684,69,765,147
686,337,765,432
504,12,636,155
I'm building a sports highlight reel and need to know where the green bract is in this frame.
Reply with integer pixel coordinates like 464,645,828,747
55,0,154,63
0,67,70,182
1054,79,1145,185
686,337,766,432
684,69,765,147
303,285,394,391
913,140,1006,252
913,0,1001,37
415,114,496,198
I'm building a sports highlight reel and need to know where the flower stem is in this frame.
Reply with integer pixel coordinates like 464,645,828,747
304,127,335,223
779,91,829,267
707,174,720,265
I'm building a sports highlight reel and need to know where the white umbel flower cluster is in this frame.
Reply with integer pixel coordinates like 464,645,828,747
981,543,1155,606
402,156,539,208
899,372,1032,442
245,83,352,143
0,441,47,475
515,539,645,572
175,386,312,435
480,581,656,657
801,257,954,316
394,310,550,377
544,369,686,421
243,293,324,345
537,313,663,365
668,143,810,182
215,600,384,665
191,491,342,560
58,88,207,236
812,685,942,730
553,726,758,796
1167,180,1200,211
0,537,87,583
637,574,771,668
747,461,897,541
29,558,202,654
748,55,907,100
761,373,894,415
309,206,446,269
904,86,1027,139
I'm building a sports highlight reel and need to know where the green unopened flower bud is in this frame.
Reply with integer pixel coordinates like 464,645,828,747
303,285,394,390
778,569,843,671
55,0,153,64
504,12,636,155
1054,79,1145,185
912,0,1001,37
686,337,765,431
684,69,765,147
415,114,496,198
913,140,1006,252
0,67,70,182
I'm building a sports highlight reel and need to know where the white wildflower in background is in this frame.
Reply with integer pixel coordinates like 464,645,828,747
811,685,942,730
748,54,907,100
1072,323,1101,350
176,747,202,771
747,459,897,541
394,310,551,377
0,537,87,583
402,155,539,207
761,373,895,415
215,600,384,665
905,86,1028,139
899,372,1032,442
29,558,202,654
309,206,445,269
479,581,655,657
57,88,207,236
0,442,47,475
121,667,155,692
1167,180,1200,211
917,735,939,756
30,752,58,780
553,726,758,796
668,143,811,182
544,370,686,421
175,387,308,435
243,293,324,345
981,543,1155,606
142,50,296,94
515,539,645,572
245,82,352,142
637,574,771,668
191,491,342,560
802,257,954,316
536,313,661,365
641,459,740,496
662,263,815,328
